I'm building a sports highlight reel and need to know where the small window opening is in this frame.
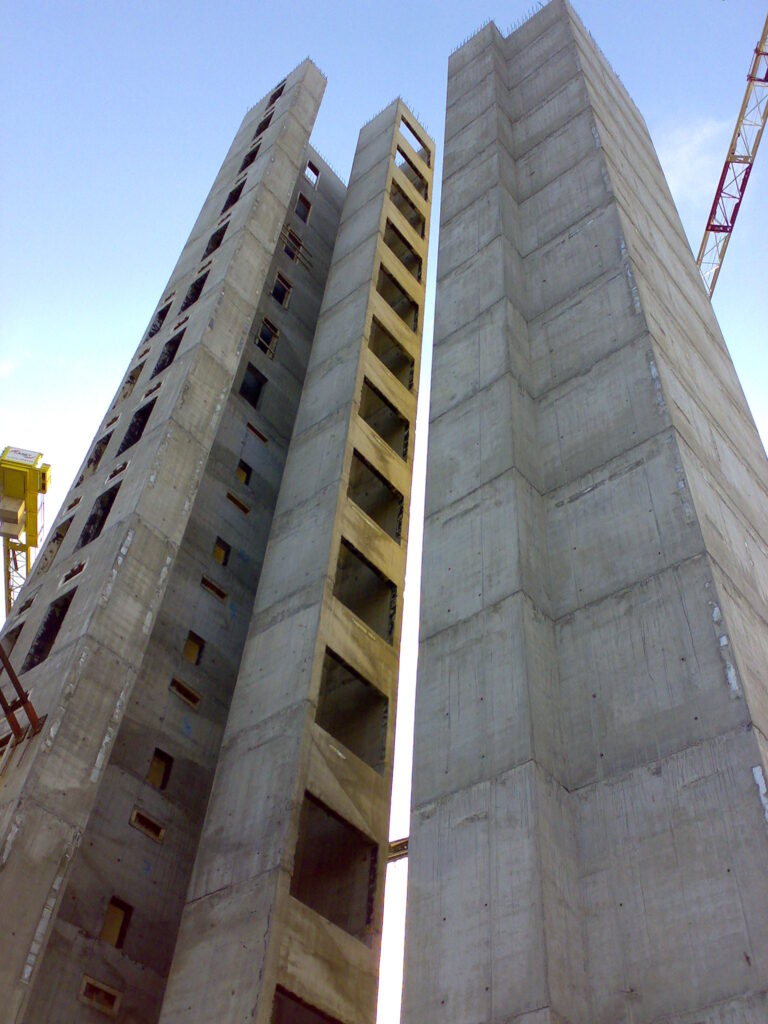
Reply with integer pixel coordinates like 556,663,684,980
201,576,227,601
390,180,425,238
213,536,231,565
79,976,122,1017
106,461,128,482
137,346,151,360
238,149,258,174
105,414,119,429
395,147,428,199
76,432,112,486
254,112,273,138
247,423,268,443
226,491,250,515
291,793,378,943
240,363,267,410
271,272,292,308
170,676,201,708
183,630,205,665
100,896,133,949
348,450,404,541
268,82,285,106
295,194,311,223
284,230,303,262
399,116,431,166
147,301,172,339
179,272,209,313
376,266,419,332
221,180,245,214
2,624,23,656
257,318,279,358
304,161,320,187
21,588,77,673
271,987,344,1024
147,748,173,790
17,596,34,615
383,220,422,282
35,516,74,575
65,496,82,513
150,330,184,379
129,806,166,843
334,539,396,643
114,362,145,408
116,399,156,456
142,381,162,400
60,561,86,585
75,484,120,551
236,459,252,486
359,379,409,459
316,649,388,772
369,317,414,390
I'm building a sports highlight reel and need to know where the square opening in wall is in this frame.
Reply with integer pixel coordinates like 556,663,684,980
170,676,201,709
150,330,184,379
221,180,245,214
395,146,428,199
79,976,122,1017
147,748,173,790
284,230,302,262
21,588,77,673
183,630,205,665
271,272,292,308
75,484,120,551
256,318,279,358
399,116,431,165
129,806,166,843
203,223,228,259
100,896,133,949
239,364,267,410
1,623,23,656
116,399,156,456
368,317,414,390
389,180,425,238
76,432,112,486
272,987,344,1024
254,112,273,138
376,266,419,332
383,219,422,282
333,539,396,643
113,362,145,408
226,491,250,515
316,649,388,772
304,161,319,187
294,194,311,223
347,451,404,541
238,148,259,174
213,536,231,565
179,271,209,313
268,82,285,106
290,793,378,943
35,516,74,575
236,459,252,485
200,576,227,601
147,301,172,339
359,379,409,459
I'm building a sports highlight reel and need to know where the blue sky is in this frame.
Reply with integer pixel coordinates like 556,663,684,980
2,2,767,1020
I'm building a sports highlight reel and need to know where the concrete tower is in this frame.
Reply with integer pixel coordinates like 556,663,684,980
404,3,768,1023
0,60,433,1024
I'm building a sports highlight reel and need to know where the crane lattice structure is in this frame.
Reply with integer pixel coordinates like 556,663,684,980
696,13,768,297
0,446,50,616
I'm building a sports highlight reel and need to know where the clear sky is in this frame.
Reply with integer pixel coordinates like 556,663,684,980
2,2,767,1021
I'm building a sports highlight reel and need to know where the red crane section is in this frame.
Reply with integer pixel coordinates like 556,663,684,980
696,13,768,297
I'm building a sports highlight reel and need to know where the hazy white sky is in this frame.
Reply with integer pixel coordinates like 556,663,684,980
2,2,767,1021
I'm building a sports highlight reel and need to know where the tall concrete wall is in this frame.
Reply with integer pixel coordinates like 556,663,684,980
404,3,768,1022
0,61,330,1023
159,100,433,1024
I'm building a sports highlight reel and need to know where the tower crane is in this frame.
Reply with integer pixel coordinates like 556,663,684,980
696,12,768,297
0,446,50,616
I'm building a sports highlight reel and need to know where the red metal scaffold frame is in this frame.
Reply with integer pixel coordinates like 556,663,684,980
696,13,768,298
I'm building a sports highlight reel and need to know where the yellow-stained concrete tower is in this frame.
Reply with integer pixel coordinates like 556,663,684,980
0,61,433,1024
159,99,433,1024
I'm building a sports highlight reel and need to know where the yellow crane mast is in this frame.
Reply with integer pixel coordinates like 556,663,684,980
0,446,50,616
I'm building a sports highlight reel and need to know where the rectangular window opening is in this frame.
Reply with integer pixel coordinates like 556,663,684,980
268,82,285,106
213,536,231,566
290,793,378,944
183,629,205,665
147,747,174,790
316,649,388,772
226,491,250,515
236,459,252,486
116,400,156,457
334,539,396,643
113,362,145,408
247,423,268,443
21,588,77,673
150,329,184,379
254,111,273,138
271,986,344,1024
147,301,172,339
395,146,428,199
376,266,419,332
179,271,209,313
304,160,319,187
75,484,120,551
399,116,431,165
240,363,267,410
2,624,23,656
201,225,226,262
76,432,113,486
284,230,303,262
295,194,311,223
256,318,279,358
60,561,86,585
238,148,259,174
369,317,414,390
36,516,74,575
129,806,166,843
271,272,292,308
390,180,425,238
383,219,422,282
65,496,82,513
200,576,227,601
359,379,409,459
348,450,404,542
100,896,133,949
221,180,245,215
170,676,201,709
79,976,122,1017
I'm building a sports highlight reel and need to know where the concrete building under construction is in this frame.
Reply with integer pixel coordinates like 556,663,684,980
404,3,768,1023
0,60,433,1023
